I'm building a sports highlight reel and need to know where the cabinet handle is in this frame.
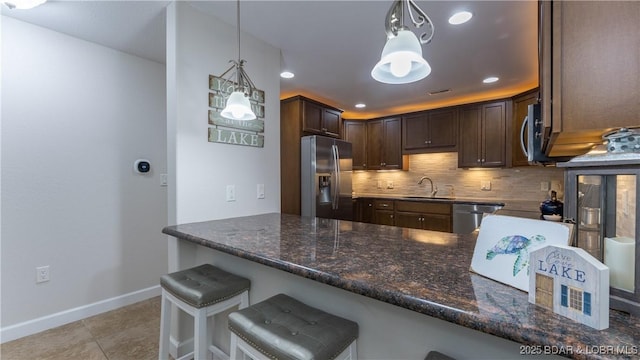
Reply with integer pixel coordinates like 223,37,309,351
368,203,373,207
424,140,431,144
481,158,485,162
363,164,366,167
322,128,327,132
477,159,481,162
382,204,388,207
390,215,394,219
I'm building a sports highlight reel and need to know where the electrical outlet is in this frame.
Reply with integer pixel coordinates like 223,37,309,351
226,185,236,202
540,181,550,191
36,266,50,283
257,184,265,199
481,180,492,191
386,181,394,189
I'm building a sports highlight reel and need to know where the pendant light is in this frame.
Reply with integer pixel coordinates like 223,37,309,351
371,0,434,84
220,0,257,121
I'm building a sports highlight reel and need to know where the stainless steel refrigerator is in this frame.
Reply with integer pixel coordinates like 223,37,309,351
301,135,353,221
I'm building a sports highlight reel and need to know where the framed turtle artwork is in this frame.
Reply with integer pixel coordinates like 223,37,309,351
470,214,574,292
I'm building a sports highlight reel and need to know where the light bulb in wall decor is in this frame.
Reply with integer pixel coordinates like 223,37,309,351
219,0,258,121
371,0,434,84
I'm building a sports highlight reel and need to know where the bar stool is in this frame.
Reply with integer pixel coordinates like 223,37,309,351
228,293,358,360
158,264,250,360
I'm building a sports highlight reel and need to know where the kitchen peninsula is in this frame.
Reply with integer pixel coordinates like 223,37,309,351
163,213,639,359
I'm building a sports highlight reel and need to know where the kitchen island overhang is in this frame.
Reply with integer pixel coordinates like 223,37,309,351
163,213,639,359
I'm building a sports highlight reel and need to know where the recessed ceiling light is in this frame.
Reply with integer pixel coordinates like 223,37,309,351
280,71,294,79
355,103,366,109
449,11,473,25
483,76,499,84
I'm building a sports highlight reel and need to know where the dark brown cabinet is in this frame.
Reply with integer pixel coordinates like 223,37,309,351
354,198,374,223
367,117,404,170
296,96,342,138
280,96,343,215
343,121,367,170
394,201,452,232
403,108,457,154
540,1,640,157
511,89,539,167
458,101,507,168
373,199,395,225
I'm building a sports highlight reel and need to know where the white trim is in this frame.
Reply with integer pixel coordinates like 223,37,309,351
0,285,161,343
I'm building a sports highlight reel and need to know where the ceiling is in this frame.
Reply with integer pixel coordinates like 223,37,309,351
2,0,539,119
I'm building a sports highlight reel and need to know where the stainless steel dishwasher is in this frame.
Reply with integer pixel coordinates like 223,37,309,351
452,203,503,233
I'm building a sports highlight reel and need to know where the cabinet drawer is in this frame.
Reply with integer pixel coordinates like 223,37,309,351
395,201,451,214
374,199,395,210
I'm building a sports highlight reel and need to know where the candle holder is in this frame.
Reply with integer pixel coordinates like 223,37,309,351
559,156,639,315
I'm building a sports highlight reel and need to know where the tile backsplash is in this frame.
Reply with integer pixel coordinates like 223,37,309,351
352,153,565,202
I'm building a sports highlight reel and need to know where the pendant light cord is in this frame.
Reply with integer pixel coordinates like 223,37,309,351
236,0,241,87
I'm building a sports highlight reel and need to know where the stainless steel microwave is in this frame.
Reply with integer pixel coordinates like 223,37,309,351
520,103,556,165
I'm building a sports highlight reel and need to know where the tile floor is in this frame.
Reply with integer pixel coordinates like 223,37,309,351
1,296,161,360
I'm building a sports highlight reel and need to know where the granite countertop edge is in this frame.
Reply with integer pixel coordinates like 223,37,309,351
162,225,609,359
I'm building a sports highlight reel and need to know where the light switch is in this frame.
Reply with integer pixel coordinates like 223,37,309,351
226,185,236,202
481,181,492,191
257,184,265,199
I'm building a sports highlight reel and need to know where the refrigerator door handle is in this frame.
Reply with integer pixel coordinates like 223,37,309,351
332,144,340,210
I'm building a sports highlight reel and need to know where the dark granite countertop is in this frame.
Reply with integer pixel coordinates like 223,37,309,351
163,213,639,359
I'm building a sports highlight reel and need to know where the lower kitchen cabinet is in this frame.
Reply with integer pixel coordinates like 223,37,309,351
354,198,375,223
394,201,452,232
373,199,395,225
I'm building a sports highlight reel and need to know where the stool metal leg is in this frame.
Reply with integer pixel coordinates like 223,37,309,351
159,290,172,360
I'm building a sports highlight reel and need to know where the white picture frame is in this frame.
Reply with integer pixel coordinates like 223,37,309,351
470,214,573,292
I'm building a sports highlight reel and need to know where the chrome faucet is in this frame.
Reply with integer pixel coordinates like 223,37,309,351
418,176,438,197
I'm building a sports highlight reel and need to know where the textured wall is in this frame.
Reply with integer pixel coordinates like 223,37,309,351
353,153,565,204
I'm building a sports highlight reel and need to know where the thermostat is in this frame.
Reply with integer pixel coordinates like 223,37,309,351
134,159,151,174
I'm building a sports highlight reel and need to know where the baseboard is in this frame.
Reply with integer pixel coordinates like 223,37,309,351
0,285,161,343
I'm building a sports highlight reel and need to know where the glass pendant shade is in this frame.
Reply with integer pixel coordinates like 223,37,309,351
221,91,256,121
371,29,431,84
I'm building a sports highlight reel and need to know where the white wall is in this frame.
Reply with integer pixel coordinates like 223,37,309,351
1,16,168,335
167,2,280,228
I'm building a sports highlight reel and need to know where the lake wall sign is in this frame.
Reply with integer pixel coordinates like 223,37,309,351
528,244,609,330
208,75,265,148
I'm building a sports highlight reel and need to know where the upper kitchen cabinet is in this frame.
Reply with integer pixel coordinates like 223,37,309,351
511,88,539,167
458,100,507,168
402,107,458,154
299,96,342,138
367,117,406,170
540,1,640,157
343,120,367,170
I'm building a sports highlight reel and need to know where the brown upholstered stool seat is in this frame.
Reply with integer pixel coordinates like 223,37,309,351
228,293,358,360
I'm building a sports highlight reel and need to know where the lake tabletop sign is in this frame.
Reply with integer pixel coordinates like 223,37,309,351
529,245,609,330
470,215,573,292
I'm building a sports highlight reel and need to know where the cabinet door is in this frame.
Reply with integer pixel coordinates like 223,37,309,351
344,121,367,170
481,102,506,167
423,214,452,232
382,118,403,169
395,212,424,230
360,199,375,223
427,109,457,150
543,2,640,157
374,210,395,226
322,108,341,138
458,106,482,167
366,120,384,170
402,113,430,151
511,89,538,167
302,101,323,134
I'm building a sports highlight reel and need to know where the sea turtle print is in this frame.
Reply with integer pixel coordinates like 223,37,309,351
486,234,546,276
